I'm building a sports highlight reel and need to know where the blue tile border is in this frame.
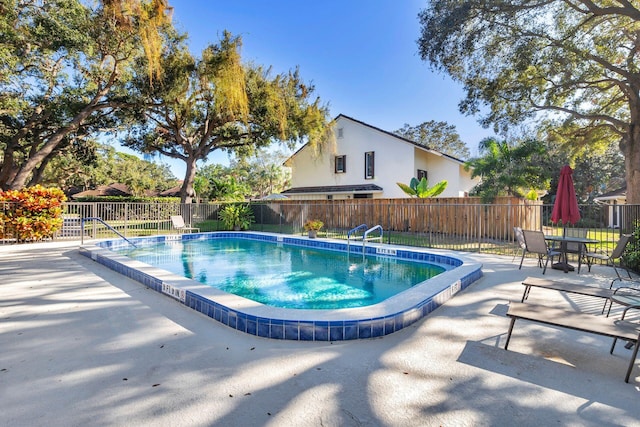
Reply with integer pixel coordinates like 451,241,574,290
80,231,483,341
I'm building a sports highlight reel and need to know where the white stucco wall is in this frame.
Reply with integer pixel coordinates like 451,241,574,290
413,149,478,197
286,115,478,199
456,164,479,196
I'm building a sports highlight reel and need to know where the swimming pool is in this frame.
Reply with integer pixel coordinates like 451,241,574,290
79,232,483,340
111,238,447,310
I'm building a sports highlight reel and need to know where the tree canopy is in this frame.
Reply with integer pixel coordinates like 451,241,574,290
194,150,290,201
0,0,173,190
395,120,470,159
123,31,330,203
39,143,177,195
539,136,626,203
465,137,551,202
418,0,640,203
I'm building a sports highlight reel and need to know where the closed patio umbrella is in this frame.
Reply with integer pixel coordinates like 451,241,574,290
551,165,581,226
551,165,581,271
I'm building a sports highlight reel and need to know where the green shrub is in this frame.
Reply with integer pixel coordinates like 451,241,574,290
218,204,254,230
623,221,640,273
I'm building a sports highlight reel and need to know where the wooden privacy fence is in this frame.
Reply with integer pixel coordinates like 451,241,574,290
261,197,541,239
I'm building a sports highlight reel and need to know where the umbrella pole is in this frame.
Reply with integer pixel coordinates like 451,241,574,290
552,224,573,272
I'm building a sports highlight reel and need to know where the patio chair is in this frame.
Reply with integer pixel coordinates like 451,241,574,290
519,230,561,274
584,234,635,288
170,215,200,234
563,228,588,273
513,227,527,262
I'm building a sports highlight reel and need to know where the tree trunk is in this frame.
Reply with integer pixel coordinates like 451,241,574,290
27,150,55,187
0,146,18,190
180,157,198,204
8,128,76,189
624,124,640,205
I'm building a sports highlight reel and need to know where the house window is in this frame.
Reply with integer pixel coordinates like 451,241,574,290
327,195,333,200
417,169,427,180
337,128,344,138
335,155,346,173
354,193,372,199
365,151,375,179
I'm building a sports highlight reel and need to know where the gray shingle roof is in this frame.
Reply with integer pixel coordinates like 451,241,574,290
281,184,383,194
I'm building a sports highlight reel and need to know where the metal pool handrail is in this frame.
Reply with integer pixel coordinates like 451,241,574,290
361,225,384,260
364,225,383,242
348,224,384,259
347,224,368,256
81,217,137,247
347,224,368,239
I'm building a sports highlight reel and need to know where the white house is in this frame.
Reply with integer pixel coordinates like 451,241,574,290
594,186,626,228
281,114,479,200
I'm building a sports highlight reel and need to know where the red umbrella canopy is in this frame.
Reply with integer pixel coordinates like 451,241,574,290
551,165,581,225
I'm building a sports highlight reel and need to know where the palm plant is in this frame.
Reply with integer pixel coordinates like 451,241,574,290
397,177,447,198
465,137,550,202
218,204,254,230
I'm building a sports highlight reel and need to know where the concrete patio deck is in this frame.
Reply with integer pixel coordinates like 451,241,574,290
1,241,639,426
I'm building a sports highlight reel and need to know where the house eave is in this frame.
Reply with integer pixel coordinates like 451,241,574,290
281,184,384,195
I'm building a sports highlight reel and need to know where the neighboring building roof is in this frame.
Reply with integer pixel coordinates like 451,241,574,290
72,183,133,199
281,184,383,195
284,113,468,166
593,186,626,203
159,185,182,197
260,193,289,200
71,183,159,199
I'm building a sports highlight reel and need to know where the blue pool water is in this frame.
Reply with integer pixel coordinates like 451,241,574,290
82,232,483,340
115,238,446,309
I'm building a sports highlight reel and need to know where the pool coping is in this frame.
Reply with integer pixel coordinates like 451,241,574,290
79,231,483,341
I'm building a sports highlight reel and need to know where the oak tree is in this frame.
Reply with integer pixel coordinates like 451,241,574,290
124,31,330,203
395,120,470,159
0,0,172,190
418,1,640,203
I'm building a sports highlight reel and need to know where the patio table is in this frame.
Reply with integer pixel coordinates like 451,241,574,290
545,235,599,273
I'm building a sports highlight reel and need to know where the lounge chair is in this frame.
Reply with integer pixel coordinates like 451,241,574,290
584,234,635,288
170,215,200,234
504,301,640,382
520,276,614,313
519,230,561,274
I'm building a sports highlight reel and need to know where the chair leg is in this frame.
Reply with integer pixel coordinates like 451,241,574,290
586,254,594,272
625,336,640,383
542,255,550,274
519,251,526,270
577,253,582,274
613,264,633,281
610,277,622,289
504,318,517,350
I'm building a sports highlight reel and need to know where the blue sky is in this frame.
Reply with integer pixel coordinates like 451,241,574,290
146,0,494,178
